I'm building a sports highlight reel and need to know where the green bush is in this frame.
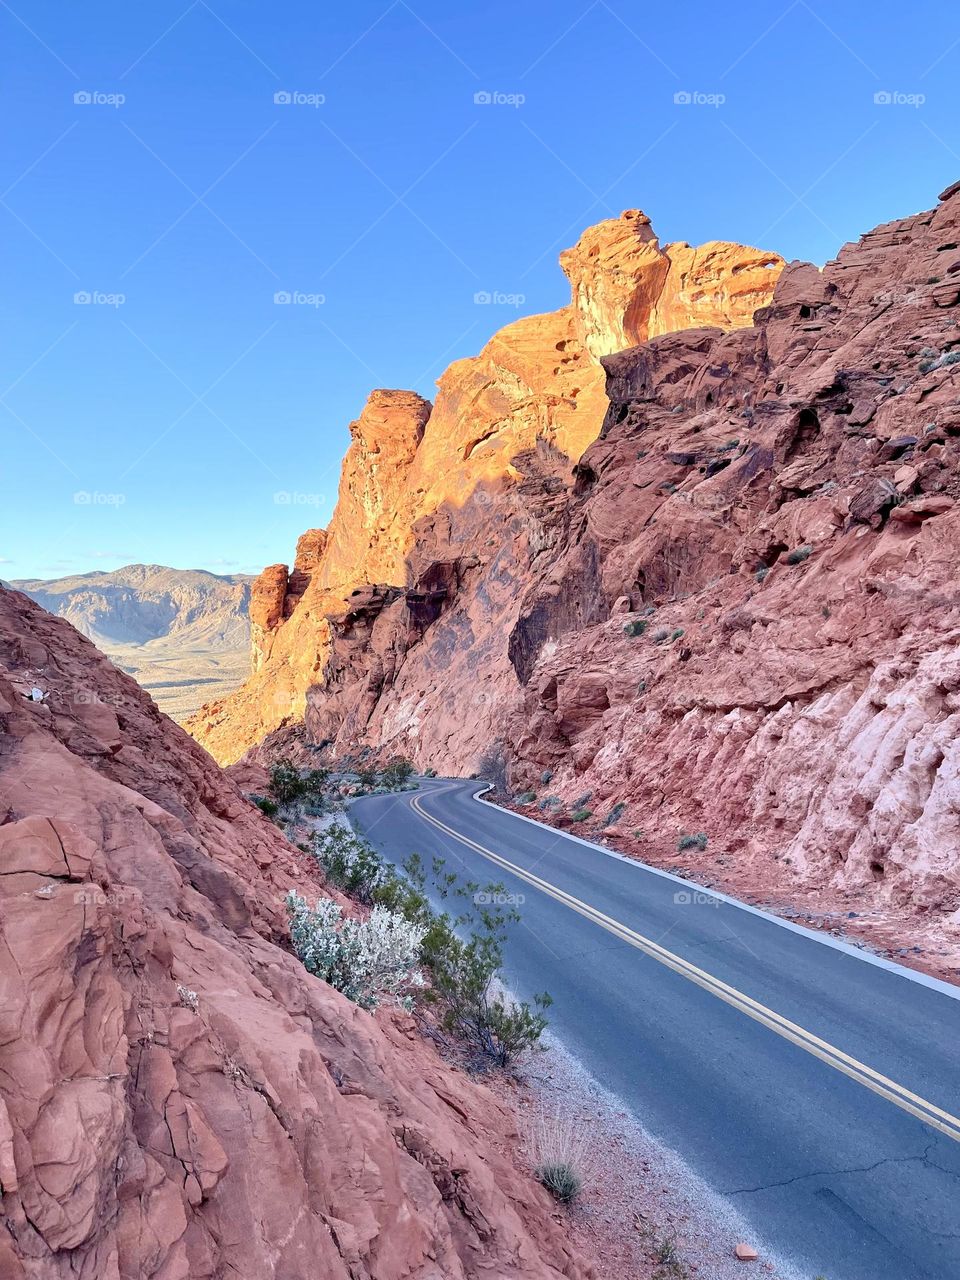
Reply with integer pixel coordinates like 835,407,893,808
570,808,592,823
677,832,708,852
540,769,553,784
515,791,536,805
604,801,626,826
382,758,415,789
430,930,551,1068
301,823,551,1068
785,545,813,565
623,618,647,637
537,1162,581,1203
268,759,330,807
253,795,279,817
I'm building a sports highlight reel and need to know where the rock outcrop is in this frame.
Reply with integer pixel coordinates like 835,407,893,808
317,185,960,939
0,585,592,1278
187,212,781,763
196,184,960,956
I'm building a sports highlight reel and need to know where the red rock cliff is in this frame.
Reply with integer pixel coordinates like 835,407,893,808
0,585,593,1278
187,211,781,763
295,184,960,951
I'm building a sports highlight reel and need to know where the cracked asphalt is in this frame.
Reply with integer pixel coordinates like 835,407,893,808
352,779,960,1280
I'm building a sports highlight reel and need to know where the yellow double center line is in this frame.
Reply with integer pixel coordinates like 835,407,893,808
411,791,960,1144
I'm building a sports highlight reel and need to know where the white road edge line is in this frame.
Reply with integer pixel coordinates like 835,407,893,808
458,782,960,1004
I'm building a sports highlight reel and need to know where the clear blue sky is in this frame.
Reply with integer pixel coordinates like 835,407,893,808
2,0,958,580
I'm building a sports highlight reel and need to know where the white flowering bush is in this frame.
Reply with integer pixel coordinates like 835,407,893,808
285,891,425,1010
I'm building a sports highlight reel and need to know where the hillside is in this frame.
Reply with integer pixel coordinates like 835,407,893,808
0,581,591,1279
11,565,252,720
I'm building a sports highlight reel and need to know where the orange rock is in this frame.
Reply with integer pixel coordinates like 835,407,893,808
735,1242,759,1261
187,211,782,765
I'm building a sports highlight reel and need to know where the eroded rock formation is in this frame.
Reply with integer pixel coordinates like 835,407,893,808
312,184,960,940
200,184,960,953
187,212,781,763
0,585,592,1278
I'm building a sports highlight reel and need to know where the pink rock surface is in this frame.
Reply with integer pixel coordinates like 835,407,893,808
0,585,592,1279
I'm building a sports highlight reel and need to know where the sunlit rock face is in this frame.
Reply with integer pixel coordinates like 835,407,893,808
187,210,781,765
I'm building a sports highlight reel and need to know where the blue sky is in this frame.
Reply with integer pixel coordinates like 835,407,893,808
1,0,958,580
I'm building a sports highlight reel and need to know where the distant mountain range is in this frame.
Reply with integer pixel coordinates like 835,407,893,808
6,564,253,721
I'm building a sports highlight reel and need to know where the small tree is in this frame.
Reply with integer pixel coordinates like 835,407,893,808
269,758,305,805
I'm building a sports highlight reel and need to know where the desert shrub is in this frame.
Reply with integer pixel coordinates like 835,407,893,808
677,832,708,852
253,795,279,817
423,766,437,777
623,618,647,637
269,759,305,805
755,565,769,582
671,628,684,641
311,825,391,902
430,930,551,1068
382,758,415,789
604,801,626,826
570,808,592,823
528,1106,593,1205
476,742,509,794
540,769,553,784
299,824,551,1066
540,795,560,811
285,892,425,1010
655,1234,681,1266
268,759,330,807
515,791,536,805
785,545,813,565
572,790,592,808
651,627,671,644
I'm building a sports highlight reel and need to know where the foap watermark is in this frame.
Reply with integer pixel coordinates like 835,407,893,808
274,490,324,506
874,90,925,108
74,490,125,506
274,90,325,107
74,90,125,108
74,290,126,308
474,89,525,108
673,889,721,908
274,290,325,307
474,289,526,308
674,90,725,108
73,689,124,708
74,886,136,907
474,890,525,906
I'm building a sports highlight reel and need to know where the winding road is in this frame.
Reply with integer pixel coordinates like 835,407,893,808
351,778,960,1280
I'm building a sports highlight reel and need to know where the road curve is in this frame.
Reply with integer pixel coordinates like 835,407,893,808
350,778,960,1280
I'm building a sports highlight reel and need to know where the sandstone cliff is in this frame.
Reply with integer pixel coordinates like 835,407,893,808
0,584,592,1278
293,183,960,962
194,184,960,966
187,212,782,763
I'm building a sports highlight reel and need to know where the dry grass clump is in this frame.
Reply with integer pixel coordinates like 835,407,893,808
526,1104,596,1204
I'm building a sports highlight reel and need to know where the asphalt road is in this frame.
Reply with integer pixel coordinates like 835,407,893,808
351,778,960,1280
